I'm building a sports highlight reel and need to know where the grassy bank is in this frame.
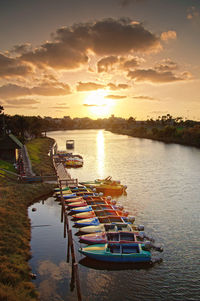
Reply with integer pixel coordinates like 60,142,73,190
110,126,200,148
26,137,55,175
0,137,56,301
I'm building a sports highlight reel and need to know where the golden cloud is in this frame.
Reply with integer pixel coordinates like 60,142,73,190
0,53,33,78
105,94,126,99
77,81,105,91
161,30,177,41
127,68,190,83
20,18,161,70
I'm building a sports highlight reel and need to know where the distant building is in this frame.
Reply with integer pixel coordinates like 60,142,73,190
0,134,23,163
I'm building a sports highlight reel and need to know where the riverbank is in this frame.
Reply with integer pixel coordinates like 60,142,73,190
0,137,56,301
109,126,200,148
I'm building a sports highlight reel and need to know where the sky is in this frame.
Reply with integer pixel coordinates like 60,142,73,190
0,0,200,120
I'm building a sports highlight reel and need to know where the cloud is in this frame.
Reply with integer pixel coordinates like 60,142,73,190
0,81,71,99
5,98,39,105
161,30,177,41
97,55,142,73
108,83,129,90
97,56,118,73
155,59,178,72
105,94,126,99
50,106,70,109
31,82,71,96
90,18,161,55
20,18,161,70
187,6,200,20
83,104,106,107
4,104,37,109
11,43,32,55
0,84,30,99
0,53,33,78
123,57,140,69
77,81,105,91
127,68,191,83
133,95,158,101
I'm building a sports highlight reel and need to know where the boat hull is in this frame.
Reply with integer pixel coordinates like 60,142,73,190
79,243,151,263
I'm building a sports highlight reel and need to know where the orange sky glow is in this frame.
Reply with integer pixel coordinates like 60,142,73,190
0,0,200,120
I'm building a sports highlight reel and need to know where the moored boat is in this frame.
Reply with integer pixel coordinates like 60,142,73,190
74,216,133,227
66,197,116,208
72,208,128,219
79,223,144,234
79,243,151,263
79,231,145,244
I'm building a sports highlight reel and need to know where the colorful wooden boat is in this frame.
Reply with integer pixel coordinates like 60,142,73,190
72,208,128,219
79,223,144,234
79,243,151,263
80,176,127,195
79,231,145,244
66,197,116,208
70,203,121,213
63,192,97,199
74,216,132,227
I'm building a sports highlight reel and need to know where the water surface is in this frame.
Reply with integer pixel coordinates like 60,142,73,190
29,130,200,301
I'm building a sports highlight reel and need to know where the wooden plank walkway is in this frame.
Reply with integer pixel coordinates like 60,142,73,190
54,161,78,186
55,162,71,180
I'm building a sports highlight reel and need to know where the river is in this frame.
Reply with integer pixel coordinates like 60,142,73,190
29,129,200,301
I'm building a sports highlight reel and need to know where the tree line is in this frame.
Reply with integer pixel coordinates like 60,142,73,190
0,107,200,147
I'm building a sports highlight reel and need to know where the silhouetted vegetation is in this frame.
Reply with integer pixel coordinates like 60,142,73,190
1,112,200,148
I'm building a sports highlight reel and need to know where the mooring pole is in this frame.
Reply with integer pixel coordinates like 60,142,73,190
74,263,82,301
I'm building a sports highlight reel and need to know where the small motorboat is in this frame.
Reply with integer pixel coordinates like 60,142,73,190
80,176,127,195
66,197,116,208
79,223,144,234
63,192,97,200
66,140,74,149
72,208,128,219
74,216,132,227
79,243,151,263
79,231,145,244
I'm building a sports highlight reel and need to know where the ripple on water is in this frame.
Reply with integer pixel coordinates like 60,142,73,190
29,130,200,301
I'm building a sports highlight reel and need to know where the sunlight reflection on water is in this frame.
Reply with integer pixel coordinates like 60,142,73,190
29,130,200,301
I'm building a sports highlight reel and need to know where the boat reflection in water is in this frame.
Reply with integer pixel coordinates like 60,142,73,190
79,256,162,271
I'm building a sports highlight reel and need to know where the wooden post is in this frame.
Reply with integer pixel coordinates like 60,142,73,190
64,213,66,238
61,203,64,223
68,229,75,264
70,262,75,291
74,263,82,301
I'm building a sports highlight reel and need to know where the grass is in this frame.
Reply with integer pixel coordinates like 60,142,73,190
0,136,57,301
0,160,16,173
26,137,55,175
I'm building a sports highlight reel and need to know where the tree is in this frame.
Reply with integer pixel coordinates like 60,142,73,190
0,105,4,114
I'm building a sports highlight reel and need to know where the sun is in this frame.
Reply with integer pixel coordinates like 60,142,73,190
84,90,114,118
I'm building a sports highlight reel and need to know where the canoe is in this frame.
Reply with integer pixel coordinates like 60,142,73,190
74,216,132,227
70,204,121,214
79,223,144,234
54,186,71,192
72,208,128,219
79,231,145,244
71,205,127,219
63,192,98,199
79,243,151,263
66,197,116,208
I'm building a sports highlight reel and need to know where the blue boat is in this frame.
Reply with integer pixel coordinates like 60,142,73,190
70,205,93,213
79,243,151,263
74,216,131,227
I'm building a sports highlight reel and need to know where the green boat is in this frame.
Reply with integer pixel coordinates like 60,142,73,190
79,243,151,263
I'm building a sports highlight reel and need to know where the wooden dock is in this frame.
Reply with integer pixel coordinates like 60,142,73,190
53,161,78,186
